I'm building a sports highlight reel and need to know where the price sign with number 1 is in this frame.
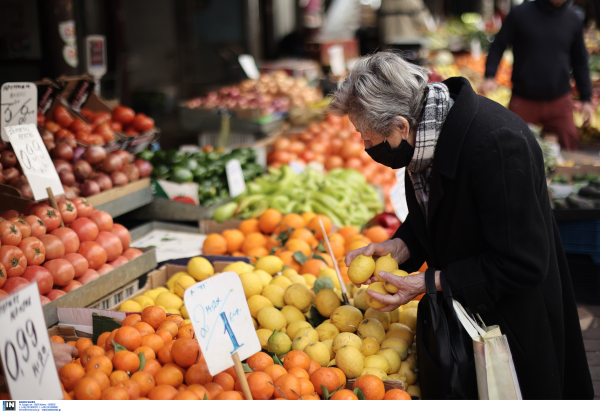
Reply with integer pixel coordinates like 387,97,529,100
0,282,63,400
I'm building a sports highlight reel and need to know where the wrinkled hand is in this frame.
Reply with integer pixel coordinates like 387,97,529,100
365,271,426,312
480,78,497,95
51,341,78,370
345,238,410,271
582,102,594,127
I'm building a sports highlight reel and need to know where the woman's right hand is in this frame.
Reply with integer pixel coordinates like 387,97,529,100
345,238,411,285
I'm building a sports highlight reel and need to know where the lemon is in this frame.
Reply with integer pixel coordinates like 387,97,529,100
167,272,187,291
401,300,419,311
399,361,418,385
262,284,285,307
142,289,160,302
257,329,273,350
322,339,335,360
348,254,375,284
134,295,155,309
364,308,390,331
286,320,312,341
119,300,141,312
407,385,421,399
332,332,362,352
188,257,214,280
313,290,339,319
318,268,341,290
330,305,363,333
380,338,409,360
373,254,399,282
293,327,319,343
322,319,331,324
248,295,274,318
283,283,312,312
268,329,292,356
361,337,380,357
253,318,258,329
255,255,283,275
292,335,313,351
377,348,400,373
345,283,355,298
289,274,307,286
383,269,409,293
282,268,298,279
304,341,330,367
174,275,196,298
364,355,390,374
166,308,181,315
389,308,400,324
257,307,287,331
181,305,189,319
336,346,364,378
399,308,418,332
223,261,253,275
156,292,183,309
361,367,388,380
302,274,317,288
184,319,191,325
357,318,386,344
352,284,367,297
270,275,292,290
315,323,339,341
254,270,273,287
280,305,305,324
240,272,263,298
385,329,414,346
366,282,389,309
353,289,370,311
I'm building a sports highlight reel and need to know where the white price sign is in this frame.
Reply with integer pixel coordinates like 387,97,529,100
4,124,64,200
184,272,261,375
0,282,63,400
390,167,408,222
226,159,246,198
1,82,37,142
238,54,260,80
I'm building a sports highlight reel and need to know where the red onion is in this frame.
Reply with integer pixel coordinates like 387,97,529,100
72,146,85,163
92,172,113,191
111,172,128,187
133,159,152,178
41,129,54,145
73,160,92,181
114,149,132,165
84,146,107,165
102,153,123,173
64,136,77,148
59,170,75,186
16,180,33,199
51,143,73,161
53,159,72,174
0,141,8,151
3,167,20,182
123,164,140,182
0,162,3,173
1,151,17,168
80,180,100,196
62,185,78,200
0,174,4,184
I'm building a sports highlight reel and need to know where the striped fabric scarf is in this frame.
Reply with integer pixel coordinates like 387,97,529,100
407,83,453,220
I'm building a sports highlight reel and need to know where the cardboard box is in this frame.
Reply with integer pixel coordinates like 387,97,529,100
198,219,243,234
128,196,230,222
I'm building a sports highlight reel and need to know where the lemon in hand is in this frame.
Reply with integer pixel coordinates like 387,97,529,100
366,282,389,309
383,269,409,293
348,254,375,284
374,254,398,282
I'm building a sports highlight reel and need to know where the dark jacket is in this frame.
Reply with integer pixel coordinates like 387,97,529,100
485,0,591,102
395,77,594,400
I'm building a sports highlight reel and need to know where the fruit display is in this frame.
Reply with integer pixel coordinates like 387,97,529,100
138,147,263,207
0,197,143,304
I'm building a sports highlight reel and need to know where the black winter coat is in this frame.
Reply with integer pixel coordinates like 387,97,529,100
394,77,594,400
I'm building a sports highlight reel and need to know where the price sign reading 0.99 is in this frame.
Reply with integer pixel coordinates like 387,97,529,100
4,123,64,200
0,282,63,400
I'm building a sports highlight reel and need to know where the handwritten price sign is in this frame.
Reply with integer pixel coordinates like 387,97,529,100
0,282,63,400
1,82,37,142
226,159,246,198
184,272,261,375
4,124,64,200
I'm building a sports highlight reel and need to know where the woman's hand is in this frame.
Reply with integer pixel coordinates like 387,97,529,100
365,271,426,311
345,238,410,269
51,341,78,370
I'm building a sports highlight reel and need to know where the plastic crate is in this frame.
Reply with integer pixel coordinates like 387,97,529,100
564,253,600,304
556,220,600,263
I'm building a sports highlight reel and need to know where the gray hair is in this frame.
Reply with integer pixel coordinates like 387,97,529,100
328,51,431,137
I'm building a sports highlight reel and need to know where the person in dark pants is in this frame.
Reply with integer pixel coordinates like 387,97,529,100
482,0,593,151
332,52,594,399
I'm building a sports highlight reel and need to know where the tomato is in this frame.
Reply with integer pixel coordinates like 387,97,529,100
110,122,123,132
0,210,20,220
78,241,107,269
80,108,93,119
55,129,75,140
50,227,80,254
75,131,93,144
39,234,65,260
95,123,115,143
61,280,82,293
122,248,143,261
73,197,94,218
37,113,46,127
92,112,111,128
79,269,99,284
70,119,92,134
35,206,62,231
133,114,154,132
9,217,31,238
53,106,74,129
112,106,135,125
0,262,6,288
0,221,22,246
24,215,47,238
22,266,53,295
69,217,99,242
44,121,61,134
95,231,123,262
0,246,27,277
109,256,129,268
2,277,29,294
45,289,66,301
43,259,75,287
64,253,89,278
123,127,139,137
97,263,114,276
89,211,113,232
110,224,131,250
58,200,78,224
18,237,46,266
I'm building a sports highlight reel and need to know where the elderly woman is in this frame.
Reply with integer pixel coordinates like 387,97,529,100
335,52,593,400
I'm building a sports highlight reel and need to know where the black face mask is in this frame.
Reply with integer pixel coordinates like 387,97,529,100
365,139,415,169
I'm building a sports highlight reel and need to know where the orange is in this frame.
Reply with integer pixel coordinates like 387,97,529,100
116,379,140,399
300,259,328,276
283,350,310,371
171,337,200,368
330,389,358,400
352,374,385,400
242,232,266,252
133,322,155,337
234,373,250,392
141,306,166,330
81,345,105,367
131,371,155,397
213,372,235,391
67,341,77,348
289,228,318,247
239,218,260,235
85,355,113,376
121,314,141,327
345,240,369,254
301,212,317,225
328,233,345,246
302,393,320,400
247,352,273,372
307,360,320,376
364,226,390,243
247,371,274,400
346,234,370,244
173,390,200,400
215,391,243,400
264,364,287,382
339,265,350,283
112,350,140,374
177,324,195,340
155,365,184,387
338,226,360,240
156,329,173,344
59,363,85,391
204,382,224,399
96,332,111,349
142,359,162,377
310,367,340,396
157,321,178,338
134,346,156,361
285,238,311,257
141,334,164,354
298,377,315,396
114,326,142,351
265,235,279,251
187,384,211,400
287,367,309,380
383,388,412,400
278,250,301,271
84,370,109,391
76,338,93,358
281,213,305,230
307,215,332,240
326,241,345,260
223,366,237,381
148,385,178,400
50,335,65,344
317,252,333,267
74,377,101,400
203,233,227,255
274,374,300,400
101,386,129,400
258,208,282,234
109,370,129,386
165,315,185,330
163,362,186,376
157,341,175,365
330,367,346,388
222,229,245,254
247,247,269,263
185,363,213,385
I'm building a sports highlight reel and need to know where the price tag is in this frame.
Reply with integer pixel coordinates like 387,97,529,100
328,45,346,76
1,82,37,142
4,124,64,200
0,282,63,400
226,159,246,198
390,168,408,222
184,272,261,375
238,54,260,80
289,161,306,174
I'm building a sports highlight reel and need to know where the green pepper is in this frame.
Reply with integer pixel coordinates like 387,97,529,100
137,150,154,162
171,166,193,183
166,149,184,165
151,150,166,166
179,158,198,171
152,164,170,180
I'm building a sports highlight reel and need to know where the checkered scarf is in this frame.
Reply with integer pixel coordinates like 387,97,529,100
408,83,453,219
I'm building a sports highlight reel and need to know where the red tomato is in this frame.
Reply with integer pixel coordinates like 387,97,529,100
24,215,47,238
2,278,29,294
58,201,78,224
22,266,53,295
64,253,89,278
108,256,129,268
78,241,107,269
39,234,65,260
0,262,6,288
133,114,154,132
112,106,135,125
89,211,113,232
43,259,75,287
37,113,46,127
70,119,92,134
92,113,111,128
96,263,114,276
45,289,66,301
80,108,93,119
39,295,51,305
9,217,31,238
54,129,75,140
94,231,123,262
123,127,139,137
110,122,123,132
53,106,74,128
35,206,62,231
79,269,99,284
69,217,99,242
61,280,82,293
72,197,94,218
50,227,80,254
0,221,22,246
0,210,20,220
110,224,131,251
44,121,61,134
18,237,46,266
0,246,27,277
122,248,143,261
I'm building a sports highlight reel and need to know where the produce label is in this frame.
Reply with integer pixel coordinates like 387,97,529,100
184,272,261,375
0,282,63,400
238,54,260,80
151,179,199,205
390,167,409,222
1,82,37,142
226,159,246,198
4,124,64,200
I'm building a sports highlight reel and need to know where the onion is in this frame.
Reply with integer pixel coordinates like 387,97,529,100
114,149,132,165
133,159,152,178
0,162,3,173
111,172,128,187
92,172,113,191
0,174,4,184
64,136,77,148
102,153,123,173
59,170,75,186
123,164,140,182
84,146,107,165
53,159,72,174
3,167,20,182
41,129,54,144
51,143,73,161
80,180,100,196
62,185,77,200
1,151,17,168
0,141,8,151
72,146,85,163
73,160,92,181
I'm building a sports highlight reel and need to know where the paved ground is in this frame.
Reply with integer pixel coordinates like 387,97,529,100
579,304,600,400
